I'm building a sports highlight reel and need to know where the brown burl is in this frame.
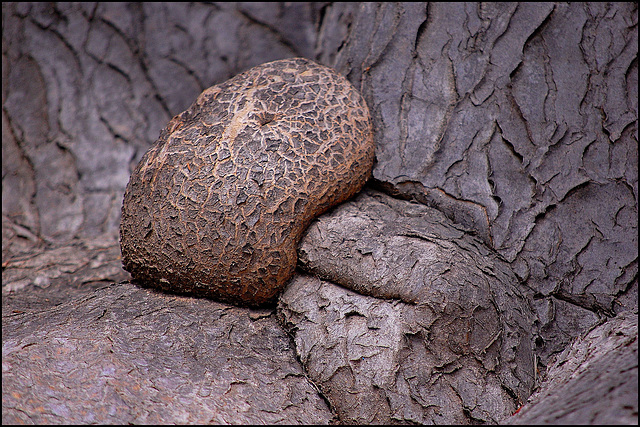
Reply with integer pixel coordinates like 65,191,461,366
120,58,375,307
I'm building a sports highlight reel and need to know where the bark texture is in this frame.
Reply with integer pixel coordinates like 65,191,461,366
327,2,638,363
2,282,333,424
2,2,637,425
279,189,535,424
505,311,638,425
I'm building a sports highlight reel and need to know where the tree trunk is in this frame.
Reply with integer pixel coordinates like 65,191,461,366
2,2,637,425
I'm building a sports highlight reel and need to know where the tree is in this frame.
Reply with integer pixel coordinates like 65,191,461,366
3,2,637,424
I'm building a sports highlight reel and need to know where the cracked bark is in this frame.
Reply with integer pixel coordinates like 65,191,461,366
2,283,333,424
331,1,637,363
504,311,637,425
3,2,637,425
280,189,536,424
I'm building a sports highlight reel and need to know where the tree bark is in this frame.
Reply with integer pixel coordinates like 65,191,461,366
328,2,637,363
504,311,638,425
279,189,536,424
3,283,333,424
2,2,637,425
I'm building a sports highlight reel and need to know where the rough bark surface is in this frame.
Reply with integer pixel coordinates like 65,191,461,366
328,2,638,363
279,189,535,424
2,282,333,425
505,311,638,425
2,2,637,425
2,237,129,311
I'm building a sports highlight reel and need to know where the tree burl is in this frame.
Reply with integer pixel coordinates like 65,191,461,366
120,58,375,306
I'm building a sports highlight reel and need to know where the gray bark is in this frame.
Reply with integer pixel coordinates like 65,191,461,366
2,282,333,424
279,188,535,424
504,311,638,425
2,236,129,311
3,2,637,425
328,2,638,363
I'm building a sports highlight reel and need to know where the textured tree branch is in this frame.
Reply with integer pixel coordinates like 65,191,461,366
2,283,333,424
505,311,638,425
279,189,536,424
329,1,638,364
